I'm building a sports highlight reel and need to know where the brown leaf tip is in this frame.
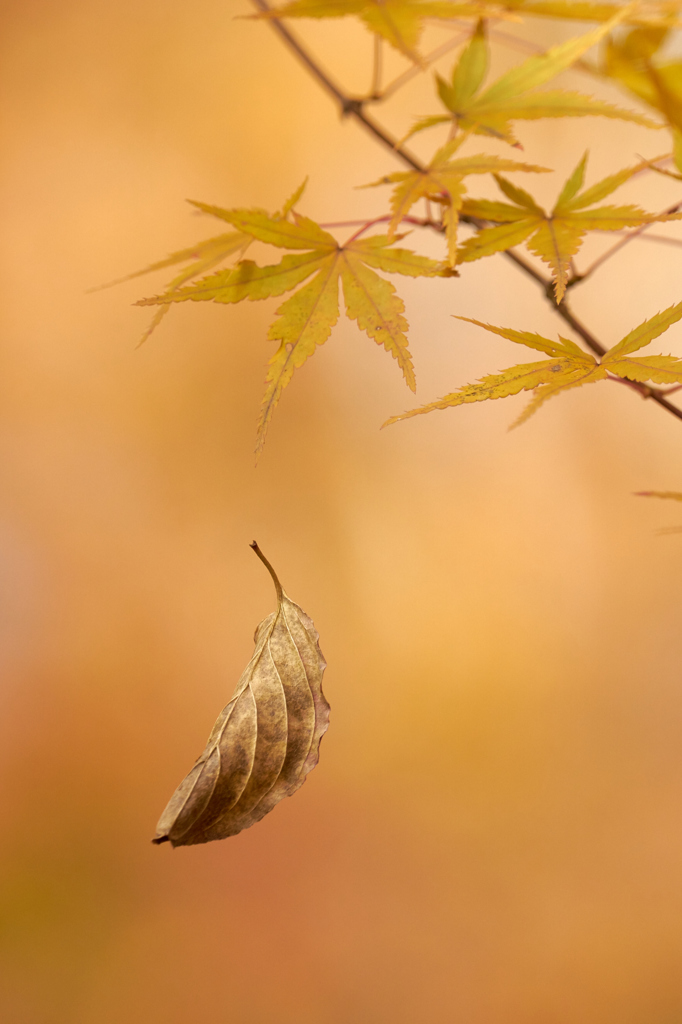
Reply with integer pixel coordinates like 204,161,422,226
152,835,170,845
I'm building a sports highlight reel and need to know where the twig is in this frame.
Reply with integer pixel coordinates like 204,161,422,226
250,0,423,169
368,31,469,102
370,35,383,98
344,215,401,243
602,230,682,249
319,215,437,230
251,0,682,426
574,199,682,282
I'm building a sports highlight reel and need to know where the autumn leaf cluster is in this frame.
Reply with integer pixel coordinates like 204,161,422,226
103,0,682,455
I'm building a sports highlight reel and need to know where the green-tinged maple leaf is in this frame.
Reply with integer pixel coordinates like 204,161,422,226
384,316,605,426
360,133,550,265
386,300,682,428
252,0,507,61
405,15,659,145
137,199,450,454
457,152,680,302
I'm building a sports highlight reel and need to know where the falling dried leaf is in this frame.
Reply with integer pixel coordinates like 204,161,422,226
153,543,329,847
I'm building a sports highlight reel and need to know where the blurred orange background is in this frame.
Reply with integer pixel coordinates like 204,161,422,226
2,2,682,1022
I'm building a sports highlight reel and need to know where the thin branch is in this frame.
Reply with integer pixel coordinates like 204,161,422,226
551,298,606,358
574,232,638,282
370,35,383,99
368,31,469,102
622,230,682,247
319,214,437,230
574,200,682,282
250,0,424,170
606,376,682,421
344,215,404,243
603,229,682,249
250,0,351,115
251,0,682,426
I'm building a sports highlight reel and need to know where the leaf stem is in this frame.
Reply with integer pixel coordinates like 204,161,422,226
344,215,396,242
250,541,284,602
251,0,682,428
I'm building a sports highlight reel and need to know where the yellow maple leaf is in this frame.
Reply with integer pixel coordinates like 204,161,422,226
252,0,508,62
92,182,314,345
457,152,679,302
90,232,252,346
386,299,682,429
136,189,451,454
600,300,682,382
384,317,605,425
360,132,550,265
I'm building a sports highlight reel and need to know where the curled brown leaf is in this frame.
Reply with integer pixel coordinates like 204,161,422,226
153,543,329,847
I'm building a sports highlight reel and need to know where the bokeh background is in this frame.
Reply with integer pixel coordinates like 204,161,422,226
3,2,682,1021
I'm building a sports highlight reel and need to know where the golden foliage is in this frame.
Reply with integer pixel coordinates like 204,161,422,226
404,16,657,146
361,133,550,265
386,301,682,426
135,185,451,453
458,154,680,301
